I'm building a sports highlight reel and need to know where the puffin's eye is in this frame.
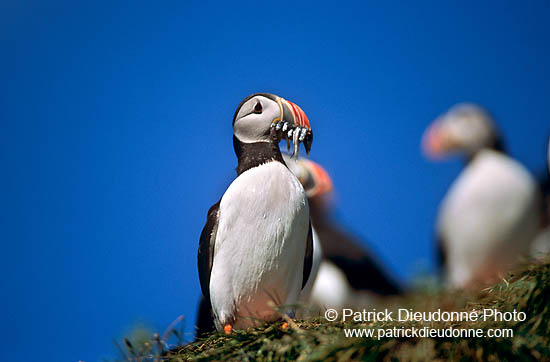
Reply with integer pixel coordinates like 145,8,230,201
253,102,263,114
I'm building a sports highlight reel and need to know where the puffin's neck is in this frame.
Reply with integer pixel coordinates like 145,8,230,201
492,136,506,154
233,136,285,175
464,135,506,165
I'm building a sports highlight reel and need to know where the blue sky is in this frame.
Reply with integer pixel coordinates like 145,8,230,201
2,1,549,361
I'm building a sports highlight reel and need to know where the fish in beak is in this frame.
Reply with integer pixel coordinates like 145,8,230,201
271,96,313,157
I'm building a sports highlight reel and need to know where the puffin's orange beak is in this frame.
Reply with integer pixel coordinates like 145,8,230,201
422,122,446,159
283,99,311,130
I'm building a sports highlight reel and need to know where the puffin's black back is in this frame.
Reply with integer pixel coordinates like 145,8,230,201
309,201,402,296
538,158,550,228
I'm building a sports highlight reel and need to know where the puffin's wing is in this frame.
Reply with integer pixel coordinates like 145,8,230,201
194,295,216,340
302,222,314,289
317,224,402,295
197,201,220,299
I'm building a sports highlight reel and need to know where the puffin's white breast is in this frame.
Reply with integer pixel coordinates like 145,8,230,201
210,161,309,329
438,150,539,287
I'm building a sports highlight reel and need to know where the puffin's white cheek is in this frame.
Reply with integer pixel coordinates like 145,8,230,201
234,117,272,143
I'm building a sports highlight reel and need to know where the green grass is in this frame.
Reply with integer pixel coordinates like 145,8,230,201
117,260,550,361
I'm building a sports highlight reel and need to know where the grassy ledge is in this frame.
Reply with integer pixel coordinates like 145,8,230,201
120,260,550,361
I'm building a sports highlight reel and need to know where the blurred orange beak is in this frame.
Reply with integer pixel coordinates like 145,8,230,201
304,159,333,198
422,122,446,159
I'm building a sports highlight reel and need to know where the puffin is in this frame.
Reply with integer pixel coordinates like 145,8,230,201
283,155,402,311
531,138,550,258
197,93,314,334
422,103,540,288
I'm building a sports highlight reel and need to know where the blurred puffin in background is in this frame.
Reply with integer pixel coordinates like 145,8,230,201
422,103,540,289
531,138,550,257
197,93,314,336
283,154,402,311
